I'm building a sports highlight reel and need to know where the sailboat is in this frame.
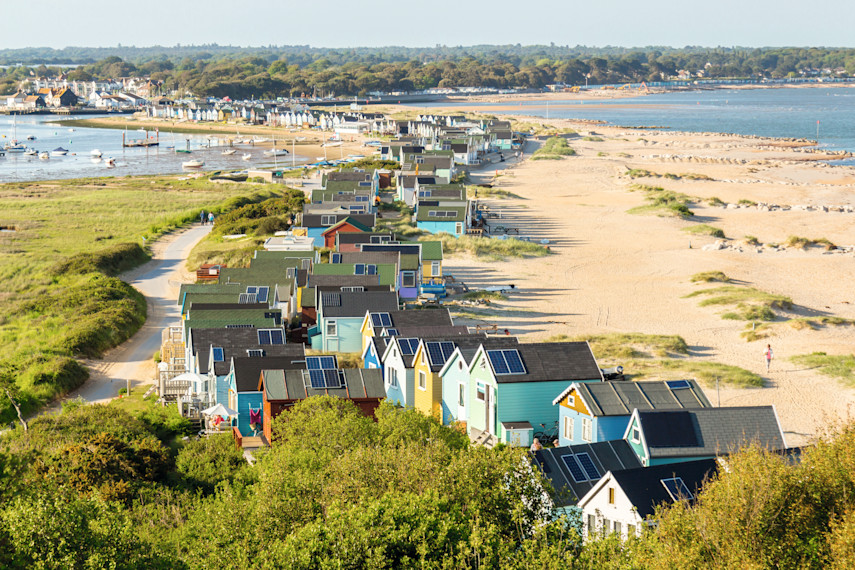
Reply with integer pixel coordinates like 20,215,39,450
4,119,26,152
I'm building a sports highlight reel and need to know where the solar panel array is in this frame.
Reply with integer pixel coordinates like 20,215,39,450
257,329,284,345
487,349,526,375
560,453,601,483
211,347,225,362
371,312,393,328
385,328,399,336
426,341,456,366
575,452,601,480
256,287,269,303
309,369,343,390
398,338,421,355
331,253,342,264
661,477,694,501
666,380,691,390
560,454,587,483
306,356,338,370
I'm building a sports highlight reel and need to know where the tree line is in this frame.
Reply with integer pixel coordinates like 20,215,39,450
4,46,855,98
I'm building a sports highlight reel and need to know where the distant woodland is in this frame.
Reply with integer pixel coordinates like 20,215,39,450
3,45,855,98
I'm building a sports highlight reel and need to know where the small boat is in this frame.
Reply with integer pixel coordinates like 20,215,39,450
68,128,75,132
52,147,68,156
250,137,268,144
263,149,289,157
90,149,102,158
105,157,116,167
24,148,37,156
4,142,27,152
175,149,192,154
322,142,342,148
26,135,36,141
241,153,252,161
182,159,205,168
39,152,50,160
90,156,101,164
221,148,237,156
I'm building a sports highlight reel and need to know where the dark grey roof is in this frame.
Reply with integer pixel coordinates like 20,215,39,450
189,327,289,375
490,342,602,384
302,213,375,228
336,232,395,245
532,441,643,506
321,290,399,318
263,368,385,401
609,459,718,518
369,308,454,332
189,303,269,313
571,380,711,417
638,406,785,459
306,274,380,288
231,351,307,392
426,336,519,372
394,325,470,338
339,251,400,265
326,171,371,182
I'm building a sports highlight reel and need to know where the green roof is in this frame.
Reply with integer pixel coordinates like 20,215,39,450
311,263,396,287
182,293,242,313
416,240,443,261
415,206,466,222
178,283,244,305
400,254,420,271
301,287,316,307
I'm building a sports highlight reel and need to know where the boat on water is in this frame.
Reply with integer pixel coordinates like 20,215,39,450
90,149,102,158
4,142,27,152
24,148,37,156
51,147,68,156
241,153,252,161
322,142,342,148
182,159,205,168
175,149,192,154
250,137,268,144
26,135,36,141
105,157,116,167
38,152,49,160
221,148,237,156
263,149,290,157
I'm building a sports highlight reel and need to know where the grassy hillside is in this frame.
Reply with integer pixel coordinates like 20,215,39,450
0,175,283,421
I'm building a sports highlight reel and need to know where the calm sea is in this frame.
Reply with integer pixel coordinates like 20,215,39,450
421,86,855,164
0,115,307,183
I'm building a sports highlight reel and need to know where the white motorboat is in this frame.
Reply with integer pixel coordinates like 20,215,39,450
26,135,36,141
24,148,37,156
182,159,205,168
90,149,103,158
52,147,69,156
39,152,49,160
263,149,289,157
221,148,237,156
105,157,116,167
241,153,252,161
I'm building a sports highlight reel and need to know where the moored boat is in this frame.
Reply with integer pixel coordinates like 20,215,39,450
222,148,237,156
51,147,68,156
182,159,205,168
38,152,49,160
90,149,103,158
241,153,252,161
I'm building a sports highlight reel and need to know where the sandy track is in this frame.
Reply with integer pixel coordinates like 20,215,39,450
45,224,211,410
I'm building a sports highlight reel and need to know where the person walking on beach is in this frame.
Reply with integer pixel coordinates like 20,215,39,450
764,344,773,371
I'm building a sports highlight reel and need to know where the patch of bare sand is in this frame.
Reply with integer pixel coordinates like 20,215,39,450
446,122,855,447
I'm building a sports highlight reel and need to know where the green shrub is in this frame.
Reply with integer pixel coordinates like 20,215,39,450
51,242,150,277
690,271,730,283
175,435,247,494
684,224,725,238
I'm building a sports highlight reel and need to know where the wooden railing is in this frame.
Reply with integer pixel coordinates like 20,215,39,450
232,426,243,449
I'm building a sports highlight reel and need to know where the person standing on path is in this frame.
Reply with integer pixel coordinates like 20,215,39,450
208,212,215,225
200,210,206,225
764,344,773,371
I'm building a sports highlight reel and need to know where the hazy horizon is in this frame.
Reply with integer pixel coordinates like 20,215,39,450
3,0,854,51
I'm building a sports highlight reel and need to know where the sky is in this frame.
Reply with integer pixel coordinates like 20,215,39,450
2,0,853,50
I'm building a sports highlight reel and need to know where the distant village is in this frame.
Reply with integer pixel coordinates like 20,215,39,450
148,104,796,541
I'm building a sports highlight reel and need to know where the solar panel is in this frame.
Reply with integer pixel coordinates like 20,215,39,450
366,265,377,275
354,263,365,275
560,455,587,483
331,253,342,264
399,338,418,355
239,293,257,304
379,313,392,327
661,477,694,501
246,286,258,295
258,330,270,345
426,342,445,366
666,380,691,390
488,350,510,374
247,349,264,357
319,356,337,369
324,369,342,388
386,328,399,336
309,369,326,389
503,350,526,374
306,356,322,370
212,347,224,362
256,287,269,303
269,329,284,344
575,453,601,480
440,342,456,360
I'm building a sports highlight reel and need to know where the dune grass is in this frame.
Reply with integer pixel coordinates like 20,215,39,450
690,271,731,283
791,353,855,386
531,137,576,160
422,233,550,261
627,184,694,218
466,186,522,199
742,316,855,342
461,290,507,301
546,332,760,387
684,224,726,238
785,236,837,251
686,285,792,321
0,175,276,421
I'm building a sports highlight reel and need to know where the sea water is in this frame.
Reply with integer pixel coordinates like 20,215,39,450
420,86,855,163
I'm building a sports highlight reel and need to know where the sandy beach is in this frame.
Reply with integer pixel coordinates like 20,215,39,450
434,117,855,448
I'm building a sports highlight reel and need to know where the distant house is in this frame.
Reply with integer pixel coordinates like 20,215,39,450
260,364,385,441
361,335,390,373
553,380,712,447
415,203,469,237
335,231,395,253
311,290,399,353
302,213,376,248
624,406,786,467
321,216,373,249
359,307,456,354
22,95,46,109
465,342,603,447
578,459,718,540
